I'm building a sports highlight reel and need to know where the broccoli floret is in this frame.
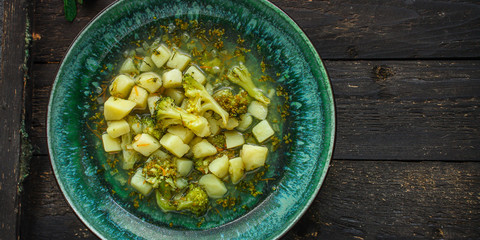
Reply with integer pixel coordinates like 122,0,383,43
209,134,226,149
183,75,229,126
213,89,249,117
155,97,211,137
156,190,177,212
226,63,270,105
176,185,209,215
141,116,164,139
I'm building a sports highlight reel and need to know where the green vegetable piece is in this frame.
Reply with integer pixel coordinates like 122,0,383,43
156,191,176,212
227,63,271,105
63,0,77,22
176,185,209,215
213,89,249,117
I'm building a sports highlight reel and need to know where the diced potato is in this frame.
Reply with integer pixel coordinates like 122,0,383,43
147,94,161,116
135,72,162,93
236,113,253,132
150,149,170,161
224,130,245,149
198,174,227,199
102,134,122,152
151,44,171,68
159,133,190,158
252,120,275,143
175,178,188,189
131,168,153,196
138,56,155,72
107,119,130,138
189,136,203,148
188,116,211,137
185,65,206,85
127,86,149,110
104,97,136,121
132,133,161,157
162,69,183,88
164,88,185,105
166,49,191,71
119,58,139,76
191,139,217,158
209,155,229,178
121,132,133,149
207,117,220,135
122,149,139,170
248,101,268,120
176,158,194,177
109,74,135,98
229,157,245,184
167,125,194,144
240,144,268,171
222,118,239,130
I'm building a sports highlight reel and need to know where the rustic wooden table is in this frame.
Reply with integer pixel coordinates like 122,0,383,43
1,0,479,239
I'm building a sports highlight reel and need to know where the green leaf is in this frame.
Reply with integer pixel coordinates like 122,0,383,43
63,0,77,22
77,0,83,4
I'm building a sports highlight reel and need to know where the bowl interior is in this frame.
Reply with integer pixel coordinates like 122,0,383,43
48,0,335,239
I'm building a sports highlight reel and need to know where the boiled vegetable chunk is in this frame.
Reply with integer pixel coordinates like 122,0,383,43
136,72,162,93
229,157,244,184
106,119,130,138
102,134,122,152
167,125,194,144
150,149,170,161
191,139,217,158
209,155,229,178
132,133,161,157
240,144,268,171
248,101,268,120
122,149,139,170
109,74,135,98
207,116,220,135
185,65,206,85
119,58,139,76
167,49,191,71
223,118,239,130
151,44,171,68
138,56,155,72
126,115,143,135
127,86,149,110
224,130,244,149
176,158,194,177
147,94,161,116
131,168,153,196
104,97,136,120
236,113,253,131
198,174,227,198
159,133,190,158
164,88,185,105
175,178,188,189
252,120,275,143
162,69,183,88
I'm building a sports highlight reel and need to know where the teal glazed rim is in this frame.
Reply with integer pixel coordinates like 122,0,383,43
47,0,335,239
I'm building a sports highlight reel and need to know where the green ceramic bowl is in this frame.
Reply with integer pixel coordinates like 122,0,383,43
48,0,335,239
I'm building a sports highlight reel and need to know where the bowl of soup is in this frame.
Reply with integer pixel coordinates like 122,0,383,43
48,0,335,239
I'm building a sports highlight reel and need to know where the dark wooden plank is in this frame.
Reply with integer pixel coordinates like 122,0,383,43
20,156,480,239
0,0,33,238
32,0,480,63
30,61,480,160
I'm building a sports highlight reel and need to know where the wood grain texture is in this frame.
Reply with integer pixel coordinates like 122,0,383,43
20,156,480,239
31,0,480,62
0,0,32,238
29,61,480,160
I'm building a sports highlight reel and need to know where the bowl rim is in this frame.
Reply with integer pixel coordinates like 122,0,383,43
47,0,336,239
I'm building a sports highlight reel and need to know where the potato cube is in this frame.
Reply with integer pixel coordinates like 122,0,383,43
147,94,161,116
150,149,170,161
176,158,193,177
189,136,203,148
106,119,130,138
119,58,139,76
236,113,253,132
252,120,275,143
132,133,161,156
240,144,268,171
185,65,206,85
167,125,194,144
130,168,153,196
191,139,217,158
109,74,135,98
139,56,155,72
229,157,245,184
104,97,136,121
248,101,268,120
224,131,245,149
166,49,191,71
162,69,183,88
151,44,171,68
175,178,188,189
223,118,239,130
198,174,227,198
209,155,229,178
207,117,220,135
127,86,149,110
159,133,190,158
102,134,122,152
135,72,162,93
164,88,185,105
122,149,138,170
